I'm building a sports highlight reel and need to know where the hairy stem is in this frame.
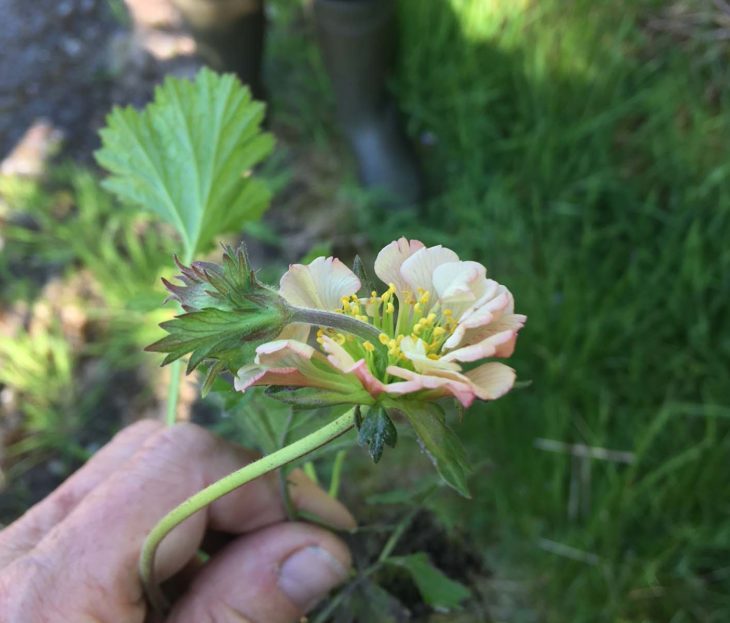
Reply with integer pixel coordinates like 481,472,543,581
140,408,358,613
290,306,382,343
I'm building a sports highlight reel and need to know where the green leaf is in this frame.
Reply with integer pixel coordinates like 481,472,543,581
146,307,282,374
357,407,397,463
396,402,472,497
386,552,471,611
95,68,274,256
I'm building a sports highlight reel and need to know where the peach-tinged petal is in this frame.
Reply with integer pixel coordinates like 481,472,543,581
466,362,516,400
385,365,478,407
234,365,311,392
319,335,386,397
374,237,425,294
445,311,526,352
399,245,459,296
279,257,360,310
441,329,516,363
255,339,316,367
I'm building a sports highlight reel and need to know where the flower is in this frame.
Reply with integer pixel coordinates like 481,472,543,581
235,238,526,409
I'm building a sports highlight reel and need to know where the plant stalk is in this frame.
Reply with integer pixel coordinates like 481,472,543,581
290,306,382,343
139,407,358,613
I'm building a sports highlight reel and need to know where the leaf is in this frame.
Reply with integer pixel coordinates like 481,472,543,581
395,402,472,497
386,552,471,611
146,307,282,373
95,68,274,256
265,386,372,409
357,407,397,463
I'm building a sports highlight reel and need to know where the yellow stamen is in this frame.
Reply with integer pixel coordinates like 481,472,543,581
363,341,374,352
335,333,346,345
378,333,390,345
433,326,446,337
386,302,395,314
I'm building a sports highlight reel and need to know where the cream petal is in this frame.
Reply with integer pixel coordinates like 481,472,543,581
444,311,526,351
255,339,316,367
399,245,459,296
374,237,425,295
465,362,516,400
279,257,360,310
432,261,488,306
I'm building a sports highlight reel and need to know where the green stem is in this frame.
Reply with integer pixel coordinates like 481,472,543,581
139,407,358,613
290,306,382,343
328,450,346,498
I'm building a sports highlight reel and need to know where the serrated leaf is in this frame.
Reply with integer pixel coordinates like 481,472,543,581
357,407,397,463
265,386,372,409
396,402,472,497
386,552,470,611
95,68,274,256
146,307,282,373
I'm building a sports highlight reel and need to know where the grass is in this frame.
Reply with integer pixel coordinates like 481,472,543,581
351,0,730,621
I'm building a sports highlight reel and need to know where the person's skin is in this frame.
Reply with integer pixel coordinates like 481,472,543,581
0,419,355,622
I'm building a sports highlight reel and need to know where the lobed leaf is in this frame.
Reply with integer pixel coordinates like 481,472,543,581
95,68,274,256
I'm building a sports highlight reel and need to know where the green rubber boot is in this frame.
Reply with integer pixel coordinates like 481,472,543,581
314,0,423,206
172,0,265,99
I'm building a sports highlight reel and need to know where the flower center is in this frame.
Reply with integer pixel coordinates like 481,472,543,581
316,284,457,372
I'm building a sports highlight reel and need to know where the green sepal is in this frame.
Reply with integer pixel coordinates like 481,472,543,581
352,254,376,294
394,401,472,498
357,406,398,463
264,386,373,409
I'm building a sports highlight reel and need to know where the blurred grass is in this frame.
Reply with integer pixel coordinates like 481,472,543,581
353,0,730,620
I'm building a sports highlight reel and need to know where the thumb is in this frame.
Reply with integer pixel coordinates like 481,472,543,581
168,522,351,623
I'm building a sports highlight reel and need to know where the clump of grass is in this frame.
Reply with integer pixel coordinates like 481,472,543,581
349,0,730,620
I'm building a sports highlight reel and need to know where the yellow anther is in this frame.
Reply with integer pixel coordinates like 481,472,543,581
388,347,401,357
363,341,375,353
388,283,396,292
433,326,446,337
419,291,431,305
443,308,453,316
381,291,392,303
388,339,398,349
426,313,437,323
386,302,395,314
396,335,404,343
371,290,378,298
413,303,422,314
427,354,440,360
413,324,423,336
335,333,346,345
378,333,390,345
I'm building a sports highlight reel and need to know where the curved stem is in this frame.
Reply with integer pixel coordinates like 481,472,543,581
140,407,358,613
289,306,382,343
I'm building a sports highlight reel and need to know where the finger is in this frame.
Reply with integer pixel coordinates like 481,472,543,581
0,418,163,568
24,422,355,618
169,522,351,623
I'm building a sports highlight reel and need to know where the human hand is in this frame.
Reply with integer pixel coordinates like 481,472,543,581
0,419,355,622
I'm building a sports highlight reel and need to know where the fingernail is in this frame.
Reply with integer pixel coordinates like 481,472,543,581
278,545,349,612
